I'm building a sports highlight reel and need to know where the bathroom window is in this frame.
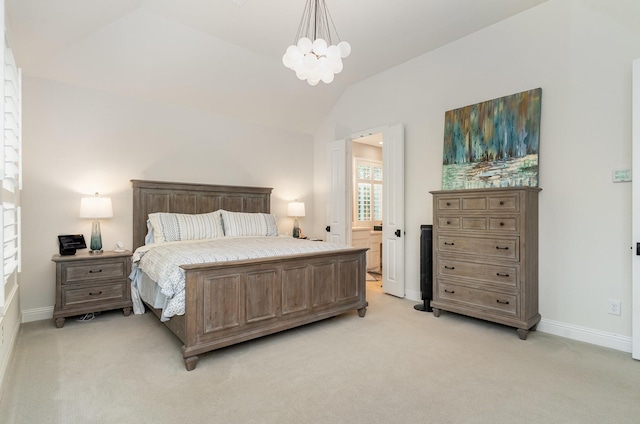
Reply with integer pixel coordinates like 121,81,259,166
354,159,382,226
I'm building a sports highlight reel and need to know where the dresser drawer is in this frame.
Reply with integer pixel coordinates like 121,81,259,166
436,257,518,288
437,197,461,210
461,196,487,211
64,261,126,283
438,235,519,260
488,217,518,232
462,217,487,231
489,193,519,211
438,216,519,234
437,282,517,316
437,216,460,229
61,282,127,307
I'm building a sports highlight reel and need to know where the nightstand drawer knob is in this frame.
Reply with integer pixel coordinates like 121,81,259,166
89,291,103,296
89,269,103,274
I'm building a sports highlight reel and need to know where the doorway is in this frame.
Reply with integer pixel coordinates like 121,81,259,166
351,134,384,284
351,124,405,298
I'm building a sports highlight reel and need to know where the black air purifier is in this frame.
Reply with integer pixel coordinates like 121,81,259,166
414,224,433,312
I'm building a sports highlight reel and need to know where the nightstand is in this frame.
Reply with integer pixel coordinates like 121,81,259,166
52,250,133,328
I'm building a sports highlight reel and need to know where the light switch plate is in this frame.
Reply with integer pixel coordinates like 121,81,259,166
613,169,631,183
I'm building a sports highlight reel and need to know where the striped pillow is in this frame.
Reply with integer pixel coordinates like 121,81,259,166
147,211,224,244
220,210,278,237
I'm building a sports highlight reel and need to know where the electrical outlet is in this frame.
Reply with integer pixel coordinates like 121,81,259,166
608,299,621,316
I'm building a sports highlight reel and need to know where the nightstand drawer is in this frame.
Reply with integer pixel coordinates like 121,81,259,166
64,261,126,283
62,282,127,307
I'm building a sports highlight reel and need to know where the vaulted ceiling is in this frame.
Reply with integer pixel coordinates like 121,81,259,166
7,0,547,134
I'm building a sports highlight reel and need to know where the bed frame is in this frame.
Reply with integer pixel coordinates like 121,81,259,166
132,180,368,370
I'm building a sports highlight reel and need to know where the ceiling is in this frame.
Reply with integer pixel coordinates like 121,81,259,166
6,0,547,135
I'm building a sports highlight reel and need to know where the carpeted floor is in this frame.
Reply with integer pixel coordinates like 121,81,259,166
1,281,639,424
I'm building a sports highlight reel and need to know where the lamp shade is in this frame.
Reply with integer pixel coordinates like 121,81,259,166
79,194,113,219
287,201,306,218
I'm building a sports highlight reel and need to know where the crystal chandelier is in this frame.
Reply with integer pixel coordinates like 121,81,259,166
282,0,351,86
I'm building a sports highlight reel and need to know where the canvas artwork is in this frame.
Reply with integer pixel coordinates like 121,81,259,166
441,88,542,190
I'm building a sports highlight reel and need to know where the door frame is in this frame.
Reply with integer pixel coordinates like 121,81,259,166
632,58,639,360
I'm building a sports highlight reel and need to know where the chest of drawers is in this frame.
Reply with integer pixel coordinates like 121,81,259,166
52,251,133,328
430,187,541,339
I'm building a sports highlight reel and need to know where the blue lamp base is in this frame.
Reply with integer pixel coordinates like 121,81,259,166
89,220,103,254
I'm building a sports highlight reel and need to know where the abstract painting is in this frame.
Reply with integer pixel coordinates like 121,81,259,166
441,88,542,190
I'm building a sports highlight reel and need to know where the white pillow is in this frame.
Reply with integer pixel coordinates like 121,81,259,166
147,210,224,244
220,210,278,237
144,220,155,245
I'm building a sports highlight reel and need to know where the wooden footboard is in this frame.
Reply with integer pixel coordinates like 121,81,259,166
177,248,367,370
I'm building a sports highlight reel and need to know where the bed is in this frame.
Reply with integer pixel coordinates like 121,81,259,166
131,179,368,371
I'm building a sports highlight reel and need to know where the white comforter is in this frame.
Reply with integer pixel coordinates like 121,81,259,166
132,236,352,319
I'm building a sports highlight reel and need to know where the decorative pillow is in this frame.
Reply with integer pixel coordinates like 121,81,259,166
147,210,224,244
220,210,279,237
144,220,155,245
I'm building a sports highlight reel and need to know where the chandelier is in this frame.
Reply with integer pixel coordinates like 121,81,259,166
282,0,351,86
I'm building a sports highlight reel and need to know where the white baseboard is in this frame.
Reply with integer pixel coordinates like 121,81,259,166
403,290,632,354
537,318,632,353
21,306,54,323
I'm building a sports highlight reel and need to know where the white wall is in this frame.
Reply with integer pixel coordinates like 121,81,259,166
313,0,640,348
21,77,315,318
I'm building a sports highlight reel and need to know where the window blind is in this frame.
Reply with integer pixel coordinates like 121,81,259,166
1,39,22,315
3,47,21,193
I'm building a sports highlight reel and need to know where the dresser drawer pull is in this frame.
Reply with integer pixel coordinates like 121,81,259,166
446,202,451,206
499,201,505,205
496,299,510,305
495,246,509,250
444,265,455,270
89,269,103,274
89,291,103,296
496,272,510,277
446,220,451,225
499,222,505,226
444,242,455,246
444,289,455,294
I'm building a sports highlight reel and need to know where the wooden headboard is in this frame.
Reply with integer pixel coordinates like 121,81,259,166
131,180,273,251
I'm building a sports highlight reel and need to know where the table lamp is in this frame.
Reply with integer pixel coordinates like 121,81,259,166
287,200,305,238
80,193,113,254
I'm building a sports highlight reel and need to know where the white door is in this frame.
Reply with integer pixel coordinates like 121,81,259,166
632,58,640,360
381,124,405,297
326,139,351,244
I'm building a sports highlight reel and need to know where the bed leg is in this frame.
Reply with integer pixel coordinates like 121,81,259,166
357,302,368,317
184,356,199,371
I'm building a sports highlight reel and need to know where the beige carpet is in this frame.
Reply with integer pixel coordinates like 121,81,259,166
1,281,639,424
